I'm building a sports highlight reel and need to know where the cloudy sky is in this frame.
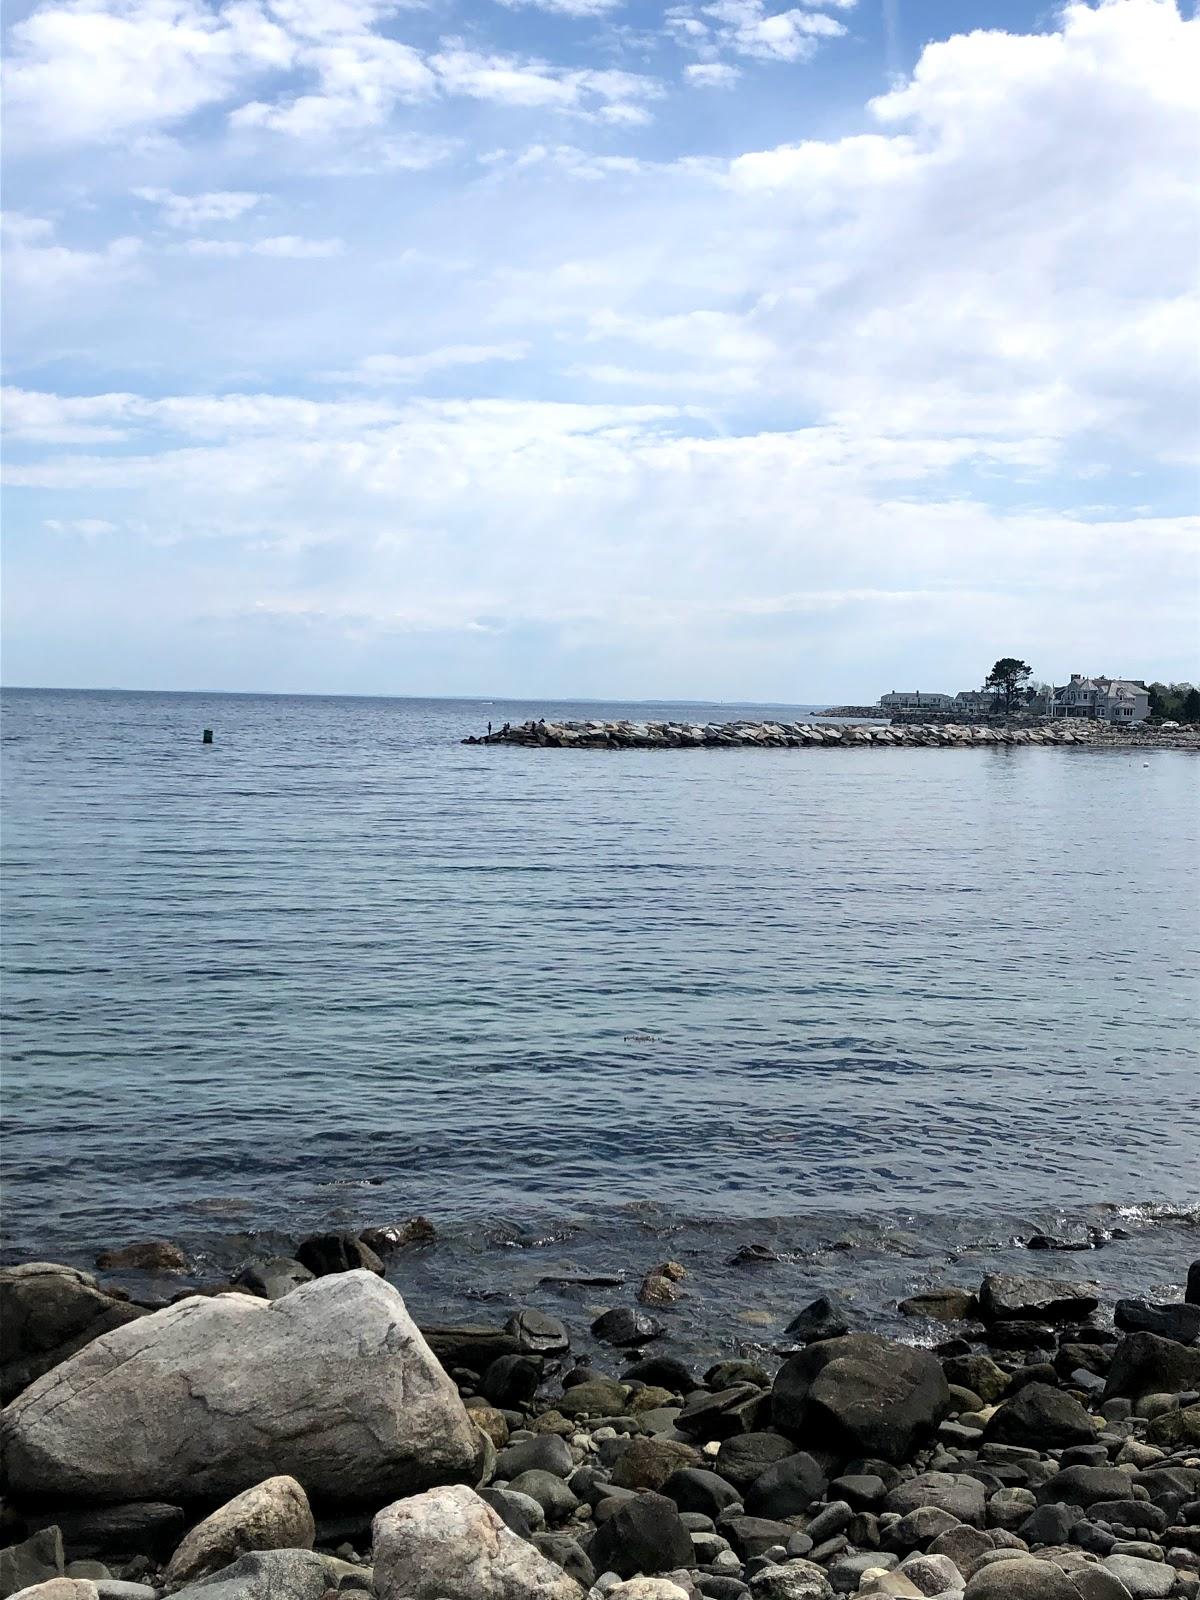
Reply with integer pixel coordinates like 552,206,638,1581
2,0,1197,700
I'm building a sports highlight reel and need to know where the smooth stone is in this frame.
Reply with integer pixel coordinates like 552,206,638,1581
716,1435,796,1491
1114,1303,1200,1346
506,1310,570,1357
662,1468,742,1518
169,1550,330,1600
610,1437,700,1492
1104,1334,1200,1401
983,1385,1096,1450
963,1557,1078,1597
1037,1468,1135,1508
232,1258,314,1301
506,1469,580,1520
5,1585,99,1600
591,1309,665,1348
1102,1555,1176,1597
495,1434,573,1480
0,1272,480,1505
529,1532,595,1589
371,1484,582,1598
897,1552,965,1594
885,1474,986,1527
557,1378,631,1418
481,1354,542,1409
163,1475,315,1586
588,1491,694,1579
95,1242,188,1272
745,1454,827,1520
783,1299,850,1343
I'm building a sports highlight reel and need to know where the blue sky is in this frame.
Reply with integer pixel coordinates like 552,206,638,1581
2,0,1197,700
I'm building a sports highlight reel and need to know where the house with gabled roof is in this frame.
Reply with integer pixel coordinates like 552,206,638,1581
1051,675,1149,722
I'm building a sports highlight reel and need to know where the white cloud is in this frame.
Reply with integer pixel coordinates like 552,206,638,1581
232,33,435,133
327,344,531,383
668,0,847,63
684,61,741,85
134,188,263,227
496,0,623,16
0,213,142,295
180,234,343,256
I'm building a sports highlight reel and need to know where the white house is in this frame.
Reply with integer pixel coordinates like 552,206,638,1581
1051,676,1149,722
880,690,956,710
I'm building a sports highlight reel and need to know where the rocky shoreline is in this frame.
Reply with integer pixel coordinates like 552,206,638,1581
3,1240,1200,1600
463,720,1200,752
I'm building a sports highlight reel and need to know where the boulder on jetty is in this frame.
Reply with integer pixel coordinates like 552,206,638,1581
0,1264,147,1404
0,1272,481,1505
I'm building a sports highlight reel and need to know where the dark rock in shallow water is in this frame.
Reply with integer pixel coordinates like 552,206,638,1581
978,1273,1098,1324
232,1257,314,1301
591,1307,665,1346
624,1355,694,1391
783,1296,849,1343
294,1232,384,1277
1188,1260,1200,1305
505,1309,570,1356
1104,1330,1200,1399
772,1333,952,1463
898,1287,978,1320
983,1382,1096,1450
588,1490,694,1577
94,1241,188,1273
556,1376,630,1417
480,1352,542,1408
359,1216,436,1253
0,1264,148,1403
1114,1298,1200,1345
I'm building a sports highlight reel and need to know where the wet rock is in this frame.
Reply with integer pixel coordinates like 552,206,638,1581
592,1309,665,1347
732,1244,781,1266
0,1272,481,1505
372,1483,582,1599
676,1385,765,1441
1113,1300,1200,1345
360,1217,436,1253
783,1297,850,1343
624,1356,695,1391
978,1276,1098,1324
589,1490,694,1578
505,1310,569,1357
0,1264,147,1403
639,1267,686,1307
294,1233,384,1277
899,1289,978,1321
94,1242,188,1273
162,1475,315,1586
772,1334,952,1462
983,1383,1097,1450
1187,1262,1200,1305
168,1550,330,1600
1,1527,64,1596
232,1258,314,1301
1104,1332,1200,1400
481,1353,542,1408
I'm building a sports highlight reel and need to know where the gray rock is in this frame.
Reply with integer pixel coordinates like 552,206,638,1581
506,1311,570,1357
22,1505,184,1561
529,1532,594,1589
744,1454,826,1520
1113,1301,1200,1345
716,1435,794,1491
746,1559,834,1597
898,1553,965,1595
506,1469,580,1520
978,1276,1098,1325
1037,1468,1134,1508
1102,1555,1175,1598
0,1272,480,1505
495,1434,573,1480
163,1475,315,1586
232,1258,314,1301
661,1468,742,1519
963,1556,1079,1597
592,1310,664,1347
1,1528,64,1598
885,1474,986,1527
772,1335,952,1463
0,1265,146,1403
1104,1333,1200,1400
4,1584,98,1600
169,1549,329,1600
372,1484,583,1598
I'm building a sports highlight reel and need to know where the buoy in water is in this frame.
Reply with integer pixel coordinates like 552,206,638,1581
202,728,214,744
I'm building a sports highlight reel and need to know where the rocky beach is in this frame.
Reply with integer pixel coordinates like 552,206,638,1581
464,720,1200,752
4,1240,1200,1600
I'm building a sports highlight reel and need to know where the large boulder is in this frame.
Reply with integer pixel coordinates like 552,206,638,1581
1104,1331,1200,1400
772,1334,952,1462
982,1383,1096,1450
963,1558,1080,1598
371,1484,584,1600
978,1275,1098,1324
0,1272,481,1505
162,1475,315,1586
0,1265,146,1403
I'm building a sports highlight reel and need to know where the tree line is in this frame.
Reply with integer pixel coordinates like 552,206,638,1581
981,660,1198,721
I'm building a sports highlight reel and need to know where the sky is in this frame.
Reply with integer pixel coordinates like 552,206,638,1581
1,0,1197,701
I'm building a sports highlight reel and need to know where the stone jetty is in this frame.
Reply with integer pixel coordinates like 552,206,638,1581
465,719,1200,751
4,1244,1200,1600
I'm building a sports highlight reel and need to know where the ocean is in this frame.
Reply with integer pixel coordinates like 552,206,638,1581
2,686,1197,1357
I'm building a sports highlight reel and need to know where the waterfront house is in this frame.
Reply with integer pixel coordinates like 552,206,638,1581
954,689,995,715
880,690,956,710
1051,675,1149,722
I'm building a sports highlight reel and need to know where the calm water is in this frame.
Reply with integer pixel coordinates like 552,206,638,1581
2,687,1198,1353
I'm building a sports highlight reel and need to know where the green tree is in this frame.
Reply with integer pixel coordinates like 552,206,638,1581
1148,682,1171,719
1182,687,1200,722
984,658,1033,714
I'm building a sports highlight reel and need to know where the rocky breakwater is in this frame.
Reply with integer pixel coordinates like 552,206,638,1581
465,719,1200,751
3,1250,1200,1600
